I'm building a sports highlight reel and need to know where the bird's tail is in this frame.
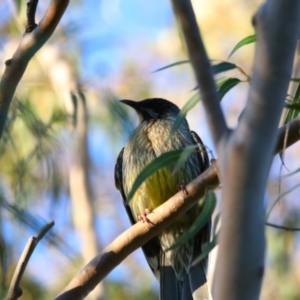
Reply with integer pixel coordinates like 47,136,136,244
188,259,212,300
159,252,212,300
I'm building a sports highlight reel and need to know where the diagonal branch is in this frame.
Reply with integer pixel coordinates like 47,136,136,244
0,0,69,139
171,0,228,146
4,221,55,300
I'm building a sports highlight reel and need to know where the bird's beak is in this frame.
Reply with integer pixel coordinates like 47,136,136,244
120,99,154,121
120,99,140,110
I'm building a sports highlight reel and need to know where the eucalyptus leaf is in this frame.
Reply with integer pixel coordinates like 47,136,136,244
155,60,237,75
291,78,300,83
212,61,237,75
281,82,300,163
172,145,198,175
168,190,216,250
285,103,300,110
192,232,218,265
228,34,256,59
212,212,221,236
266,182,300,220
218,78,241,100
153,60,190,72
169,93,200,139
282,166,300,178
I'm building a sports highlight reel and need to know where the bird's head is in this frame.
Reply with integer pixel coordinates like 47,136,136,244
120,98,180,123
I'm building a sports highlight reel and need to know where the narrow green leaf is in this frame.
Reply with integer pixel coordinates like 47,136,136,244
168,93,200,139
285,102,300,110
155,60,237,75
168,191,216,250
228,34,256,59
282,166,300,178
218,78,241,100
216,77,231,87
172,145,198,175
294,83,300,101
283,83,300,126
192,232,218,265
153,60,190,72
266,182,300,220
291,78,300,83
212,61,237,75
127,147,195,201
280,83,300,163
212,212,220,236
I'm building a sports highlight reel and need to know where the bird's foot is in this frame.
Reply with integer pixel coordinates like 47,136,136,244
138,208,152,223
177,181,189,195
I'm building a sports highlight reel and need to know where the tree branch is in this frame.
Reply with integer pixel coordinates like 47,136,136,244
171,0,228,145
0,0,69,139
4,221,54,300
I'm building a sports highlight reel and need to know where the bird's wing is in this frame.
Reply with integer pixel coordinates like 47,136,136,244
114,148,135,224
190,130,211,264
190,131,210,171
114,147,161,276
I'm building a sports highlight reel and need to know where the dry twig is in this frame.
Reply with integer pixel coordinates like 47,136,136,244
4,221,55,300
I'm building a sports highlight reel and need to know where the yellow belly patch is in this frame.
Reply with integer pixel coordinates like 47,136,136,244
129,167,193,226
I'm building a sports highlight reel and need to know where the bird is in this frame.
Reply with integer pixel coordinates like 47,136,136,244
114,98,211,300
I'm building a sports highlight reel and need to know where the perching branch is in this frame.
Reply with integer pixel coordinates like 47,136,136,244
0,0,69,139
4,221,55,300
55,119,300,300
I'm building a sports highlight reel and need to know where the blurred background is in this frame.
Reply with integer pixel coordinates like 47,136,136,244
0,0,299,299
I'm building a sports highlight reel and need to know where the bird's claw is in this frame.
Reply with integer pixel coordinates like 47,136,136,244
138,208,152,223
177,181,188,195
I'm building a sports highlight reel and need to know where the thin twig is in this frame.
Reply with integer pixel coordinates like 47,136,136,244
4,221,55,300
265,222,300,231
275,116,300,154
